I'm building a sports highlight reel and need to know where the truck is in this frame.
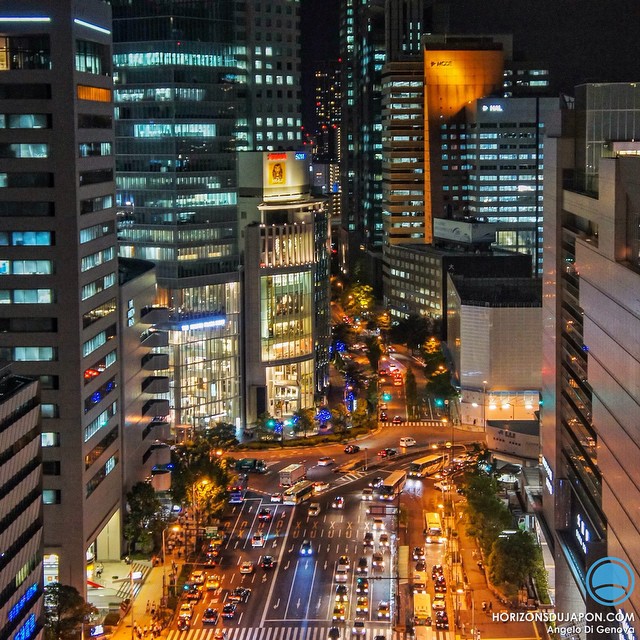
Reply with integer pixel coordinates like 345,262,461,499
413,592,432,625
235,458,267,473
279,463,306,487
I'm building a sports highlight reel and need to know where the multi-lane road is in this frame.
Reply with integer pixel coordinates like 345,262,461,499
170,440,464,640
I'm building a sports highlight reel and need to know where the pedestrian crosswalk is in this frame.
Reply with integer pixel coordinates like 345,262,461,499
166,625,448,640
332,471,367,486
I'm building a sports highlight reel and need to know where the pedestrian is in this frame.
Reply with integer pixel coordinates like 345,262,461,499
488,601,493,612
150,604,155,617
143,626,147,637
145,600,150,613
481,601,487,612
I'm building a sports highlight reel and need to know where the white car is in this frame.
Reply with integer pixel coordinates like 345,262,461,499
318,456,335,466
314,481,330,494
239,561,255,574
361,488,373,501
432,594,446,611
399,437,416,447
308,502,321,516
352,618,366,636
251,533,265,547
373,517,385,529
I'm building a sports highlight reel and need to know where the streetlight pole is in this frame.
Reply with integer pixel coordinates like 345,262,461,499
482,380,487,432
128,570,142,640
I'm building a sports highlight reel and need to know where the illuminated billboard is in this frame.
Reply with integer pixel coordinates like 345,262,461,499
263,151,309,201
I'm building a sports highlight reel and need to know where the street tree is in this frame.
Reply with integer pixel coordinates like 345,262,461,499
123,481,163,554
404,369,418,418
488,530,539,588
365,335,382,372
389,314,432,350
331,403,352,435
44,583,97,640
351,402,374,431
292,407,315,436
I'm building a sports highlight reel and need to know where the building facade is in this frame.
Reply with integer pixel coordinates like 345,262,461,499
0,364,43,640
239,152,330,425
0,0,123,594
542,83,640,636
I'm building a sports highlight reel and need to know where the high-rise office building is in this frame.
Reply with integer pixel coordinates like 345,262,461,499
542,83,640,635
0,364,43,640
112,0,303,433
0,0,122,594
313,61,341,163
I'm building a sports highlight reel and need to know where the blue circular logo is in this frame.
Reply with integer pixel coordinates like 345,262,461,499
586,557,635,606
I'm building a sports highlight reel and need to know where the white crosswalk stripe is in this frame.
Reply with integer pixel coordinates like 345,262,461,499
332,472,367,485
166,625,408,640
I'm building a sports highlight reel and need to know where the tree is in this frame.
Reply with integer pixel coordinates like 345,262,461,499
124,482,163,554
202,421,238,449
404,369,418,417
331,403,352,435
292,407,315,436
44,583,97,640
364,335,382,372
351,402,374,431
488,530,539,587
389,314,431,350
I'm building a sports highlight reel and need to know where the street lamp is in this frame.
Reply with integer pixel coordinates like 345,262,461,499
162,524,180,601
482,380,488,431
191,479,210,555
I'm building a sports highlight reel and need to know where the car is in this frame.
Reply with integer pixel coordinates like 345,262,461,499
392,415,403,424
377,448,397,458
372,517,385,530
177,618,190,631
270,493,283,503
377,601,391,620
412,546,425,560
239,561,254,574
308,502,321,516
356,577,369,594
379,403,388,410
179,603,193,618
399,437,416,447
372,552,384,569
356,556,369,575
361,488,373,500
206,574,221,590
313,481,330,493
332,496,345,509
206,542,222,557
204,553,218,567
332,604,346,621
328,627,341,640
379,411,388,421
393,379,402,386
335,585,349,602
214,630,227,640
258,508,272,521
363,531,374,547
352,618,366,636
369,477,384,490
184,584,202,601
260,555,275,569
252,533,266,547
344,444,360,454
338,555,351,570
434,481,452,492
414,559,426,572
222,602,237,619
202,608,219,625
228,587,251,602
379,533,390,547
190,570,205,584
432,594,446,611
432,564,444,578
318,456,335,466
435,611,449,630
356,596,369,614
434,576,447,593
300,540,313,556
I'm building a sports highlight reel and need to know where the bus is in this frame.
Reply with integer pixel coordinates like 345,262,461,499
379,470,407,501
424,511,445,544
282,480,315,505
407,454,446,479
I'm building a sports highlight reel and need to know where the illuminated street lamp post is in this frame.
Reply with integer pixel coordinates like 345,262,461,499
129,570,143,640
161,524,180,600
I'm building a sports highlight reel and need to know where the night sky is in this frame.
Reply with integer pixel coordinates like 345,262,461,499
300,0,640,131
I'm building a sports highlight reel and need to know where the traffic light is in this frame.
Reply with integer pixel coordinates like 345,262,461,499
266,419,276,428
434,398,444,408
382,392,392,402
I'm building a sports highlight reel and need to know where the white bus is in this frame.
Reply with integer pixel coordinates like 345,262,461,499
379,470,407,500
407,454,446,479
282,480,315,505
424,511,445,544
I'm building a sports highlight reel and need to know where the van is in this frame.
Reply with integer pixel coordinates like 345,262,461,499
399,437,416,447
